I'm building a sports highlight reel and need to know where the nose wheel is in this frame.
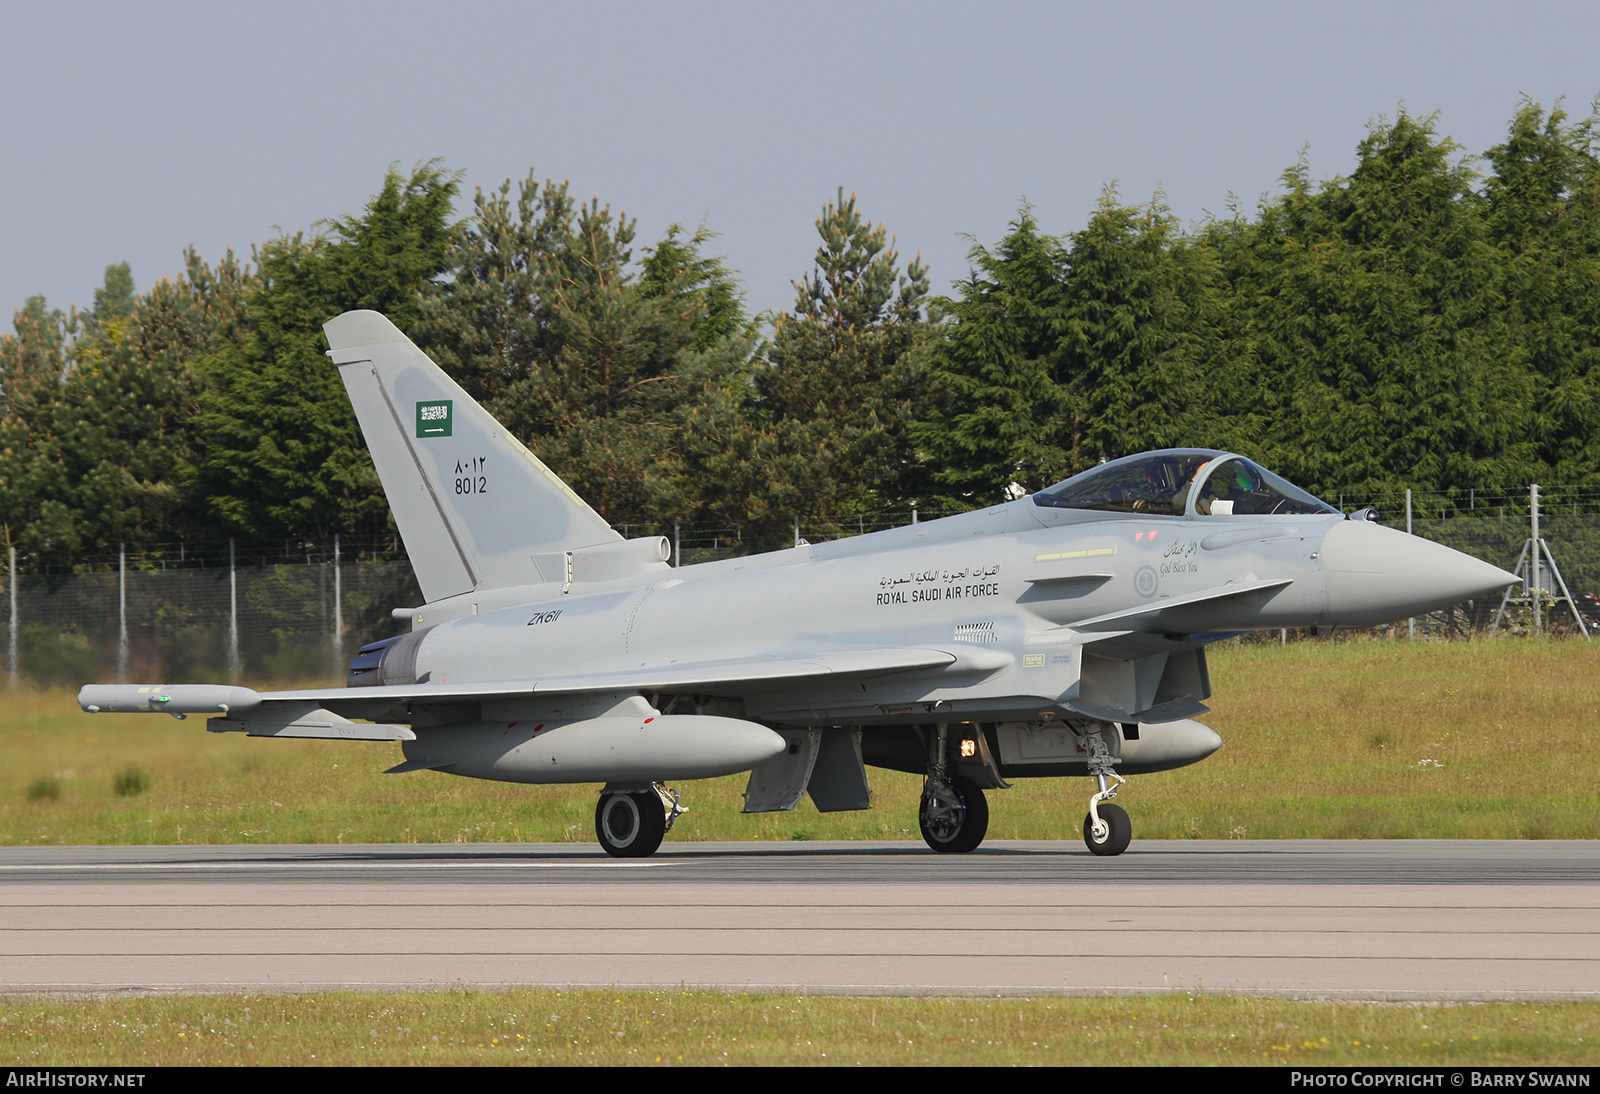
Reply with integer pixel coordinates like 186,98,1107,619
1083,801,1131,856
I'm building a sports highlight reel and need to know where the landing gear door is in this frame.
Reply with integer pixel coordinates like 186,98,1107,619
742,728,819,812
807,729,871,812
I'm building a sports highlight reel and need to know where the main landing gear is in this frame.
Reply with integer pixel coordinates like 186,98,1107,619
920,774,989,853
595,783,684,858
919,723,990,853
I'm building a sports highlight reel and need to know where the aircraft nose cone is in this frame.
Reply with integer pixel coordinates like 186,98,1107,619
1321,520,1519,626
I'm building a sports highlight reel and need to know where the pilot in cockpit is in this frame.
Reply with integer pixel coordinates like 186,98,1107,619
1130,458,1183,512
1133,454,1212,514
1031,449,1340,518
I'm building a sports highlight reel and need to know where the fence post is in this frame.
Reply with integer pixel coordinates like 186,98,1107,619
793,516,800,548
673,520,680,567
1531,484,1542,634
228,539,241,681
117,543,128,681
7,546,17,688
1405,491,1414,639
332,534,344,672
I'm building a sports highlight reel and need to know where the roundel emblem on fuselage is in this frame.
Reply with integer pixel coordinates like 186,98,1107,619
1134,566,1159,598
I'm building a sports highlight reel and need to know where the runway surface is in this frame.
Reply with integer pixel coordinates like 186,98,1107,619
3,840,1597,998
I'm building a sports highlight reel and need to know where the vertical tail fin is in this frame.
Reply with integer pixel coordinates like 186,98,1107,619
324,310,619,602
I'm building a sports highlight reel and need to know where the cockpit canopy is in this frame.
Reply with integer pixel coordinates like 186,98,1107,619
1032,449,1339,518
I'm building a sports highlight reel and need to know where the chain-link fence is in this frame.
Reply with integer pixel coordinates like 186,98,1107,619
1330,486,1600,639
4,494,1594,687
2,538,420,687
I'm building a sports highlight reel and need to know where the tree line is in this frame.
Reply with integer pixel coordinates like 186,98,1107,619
3,101,1598,563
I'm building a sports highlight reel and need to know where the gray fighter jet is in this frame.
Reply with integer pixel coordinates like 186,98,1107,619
79,310,1519,858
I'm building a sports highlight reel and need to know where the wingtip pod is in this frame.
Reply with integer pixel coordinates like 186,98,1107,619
78,684,262,716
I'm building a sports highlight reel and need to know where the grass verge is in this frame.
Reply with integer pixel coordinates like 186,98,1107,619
2,990,1596,1066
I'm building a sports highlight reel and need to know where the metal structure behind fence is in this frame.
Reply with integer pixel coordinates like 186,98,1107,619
1323,487,1600,641
4,495,1597,687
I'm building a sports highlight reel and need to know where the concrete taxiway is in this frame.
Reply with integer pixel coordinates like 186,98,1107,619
3,840,1596,998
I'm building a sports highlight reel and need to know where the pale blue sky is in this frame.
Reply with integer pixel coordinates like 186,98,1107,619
3,0,1596,325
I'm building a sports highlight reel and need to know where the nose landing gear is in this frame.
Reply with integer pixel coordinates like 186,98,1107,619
1081,728,1131,856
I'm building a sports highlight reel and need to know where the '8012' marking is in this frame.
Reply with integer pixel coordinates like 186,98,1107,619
453,456,488,494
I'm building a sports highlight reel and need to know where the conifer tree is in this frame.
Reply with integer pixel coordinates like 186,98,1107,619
421,173,757,524
1483,101,1600,483
1229,113,1512,495
192,162,461,539
917,195,1212,503
640,223,750,352
755,189,932,516
0,262,211,556
0,296,69,551
914,207,1075,502
0,296,69,415
1059,192,1208,467
417,172,577,408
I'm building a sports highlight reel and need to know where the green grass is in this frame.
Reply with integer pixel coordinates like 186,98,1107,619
2,635,1598,845
2,990,1595,1066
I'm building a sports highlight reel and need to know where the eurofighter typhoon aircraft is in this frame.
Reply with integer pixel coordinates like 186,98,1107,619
80,310,1519,857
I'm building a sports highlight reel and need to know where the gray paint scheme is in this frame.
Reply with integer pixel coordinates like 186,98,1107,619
79,311,1521,852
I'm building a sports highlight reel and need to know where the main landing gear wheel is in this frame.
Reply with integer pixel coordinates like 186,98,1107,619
919,775,989,853
1082,802,1131,857
595,789,666,858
